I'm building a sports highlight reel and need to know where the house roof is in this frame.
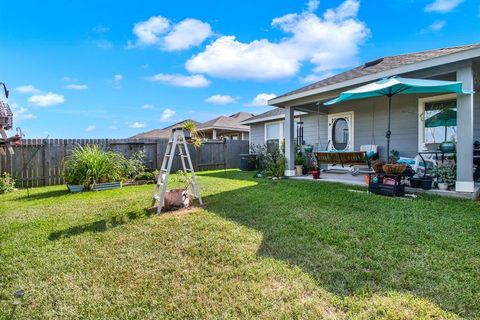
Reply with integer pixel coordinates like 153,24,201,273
130,119,199,139
270,43,480,105
197,112,254,132
241,108,307,125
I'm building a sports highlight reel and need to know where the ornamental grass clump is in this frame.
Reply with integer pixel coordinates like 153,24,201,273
63,145,125,188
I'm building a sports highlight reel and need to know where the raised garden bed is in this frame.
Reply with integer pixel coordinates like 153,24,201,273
91,181,122,191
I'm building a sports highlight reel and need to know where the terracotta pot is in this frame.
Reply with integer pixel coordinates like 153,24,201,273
295,165,303,176
312,170,320,179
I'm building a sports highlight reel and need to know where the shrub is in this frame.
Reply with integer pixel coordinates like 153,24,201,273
264,148,286,178
134,171,155,181
431,164,456,184
123,151,146,179
63,145,126,187
0,172,16,194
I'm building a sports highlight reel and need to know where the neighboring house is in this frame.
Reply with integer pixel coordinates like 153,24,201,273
196,112,254,140
131,120,199,139
246,43,480,195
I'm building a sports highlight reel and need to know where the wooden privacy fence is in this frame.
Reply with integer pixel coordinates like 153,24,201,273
0,138,249,188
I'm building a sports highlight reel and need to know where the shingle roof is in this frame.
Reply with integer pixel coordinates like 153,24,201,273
197,112,254,131
130,119,199,139
241,108,285,124
275,43,480,100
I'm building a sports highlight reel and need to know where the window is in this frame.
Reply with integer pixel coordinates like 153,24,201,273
423,99,457,144
332,118,349,150
266,122,282,152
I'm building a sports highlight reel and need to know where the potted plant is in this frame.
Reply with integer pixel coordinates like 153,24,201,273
389,149,400,164
294,153,305,176
431,164,456,191
311,165,320,179
182,120,203,149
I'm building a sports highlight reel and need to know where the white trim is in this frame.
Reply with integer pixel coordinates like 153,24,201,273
417,93,457,152
197,126,249,132
264,120,284,145
456,181,475,193
269,47,480,105
242,111,306,125
284,169,296,177
327,111,355,151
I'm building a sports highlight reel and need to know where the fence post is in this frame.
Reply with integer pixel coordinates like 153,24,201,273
42,139,48,186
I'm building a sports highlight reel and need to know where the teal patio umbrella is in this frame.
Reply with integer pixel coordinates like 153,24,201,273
425,109,457,141
324,76,472,159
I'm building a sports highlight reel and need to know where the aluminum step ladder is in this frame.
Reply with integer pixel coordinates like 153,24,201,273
152,128,202,213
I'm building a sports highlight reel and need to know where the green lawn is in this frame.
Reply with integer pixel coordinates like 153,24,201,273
1,170,479,319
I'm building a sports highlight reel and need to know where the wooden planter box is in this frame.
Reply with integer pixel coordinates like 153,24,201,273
91,181,122,191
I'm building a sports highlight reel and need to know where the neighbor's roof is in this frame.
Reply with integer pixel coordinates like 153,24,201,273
197,112,254,132
270,43,480,105
130,119,199,139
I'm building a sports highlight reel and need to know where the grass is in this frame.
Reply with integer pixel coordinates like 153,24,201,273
1,169,479,319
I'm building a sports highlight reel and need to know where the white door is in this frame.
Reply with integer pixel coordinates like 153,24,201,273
328,112,354,151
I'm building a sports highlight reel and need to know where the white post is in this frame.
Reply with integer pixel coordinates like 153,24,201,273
284,106,295,177
212,129,217,140
241,132,246,140
456,65,475,192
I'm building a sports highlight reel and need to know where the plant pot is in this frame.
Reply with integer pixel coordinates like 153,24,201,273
311,170,320,179
419,177,433,190
439,141,455,153
295,165,303,176
164,189,191,210
409,177,421,188
67,184,83,193
91,181,122,191
438,182,449,191
182,129,192,139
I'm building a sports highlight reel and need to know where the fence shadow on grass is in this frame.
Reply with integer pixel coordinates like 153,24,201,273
200,177,480,318
48,208,153,241
16,189,70,201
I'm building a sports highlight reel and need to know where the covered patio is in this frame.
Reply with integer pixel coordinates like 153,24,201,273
267,45,480,198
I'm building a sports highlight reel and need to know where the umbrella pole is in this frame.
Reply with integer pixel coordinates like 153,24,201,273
444,126,448,141
386,95,392,161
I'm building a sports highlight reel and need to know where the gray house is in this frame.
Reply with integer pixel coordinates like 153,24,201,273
244,44,480,195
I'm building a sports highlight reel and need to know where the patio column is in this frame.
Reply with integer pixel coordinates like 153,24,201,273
456,65,475,192
284,106,295,177
212,129,217,140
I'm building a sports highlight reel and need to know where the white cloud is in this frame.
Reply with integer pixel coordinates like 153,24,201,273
28,92,65,107
142,104,155,109
10,103,36,121
160,108,175,122
15,85,40,94
245,93,277,107
306,0,320,12
129,16,212,51
96,40,113,49
65,84,88,90
421,20,446,33
85,125,96,132
111,74,123,88
164,18,213,51
148,73,210,88
425,0,463,13
186,0,368,80
130,121,147,128
131,16,170,46
205,94,238,105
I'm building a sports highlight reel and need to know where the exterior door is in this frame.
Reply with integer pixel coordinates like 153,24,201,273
328,112,354,151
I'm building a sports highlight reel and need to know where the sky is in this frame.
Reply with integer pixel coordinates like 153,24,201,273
0,0,479,138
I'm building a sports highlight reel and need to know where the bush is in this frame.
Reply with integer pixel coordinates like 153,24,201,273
0,172,16,194
123,151,146,179
431,164,456,184
264,148,286,178
63,145,126,187
134,171,155,181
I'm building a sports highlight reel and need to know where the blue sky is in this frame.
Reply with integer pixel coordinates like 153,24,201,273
0,0,479,138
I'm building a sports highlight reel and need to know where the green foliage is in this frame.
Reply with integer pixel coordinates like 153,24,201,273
390,149,400,158
248,143,267,170
182,120,203,149
0,172,16,194
134,171,155,181
431,164,456,184
122,151,146,179
265,148,287,178
63,145,126,187
294,153,306,166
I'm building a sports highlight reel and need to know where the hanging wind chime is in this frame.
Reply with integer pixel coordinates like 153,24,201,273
0,82,22,155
